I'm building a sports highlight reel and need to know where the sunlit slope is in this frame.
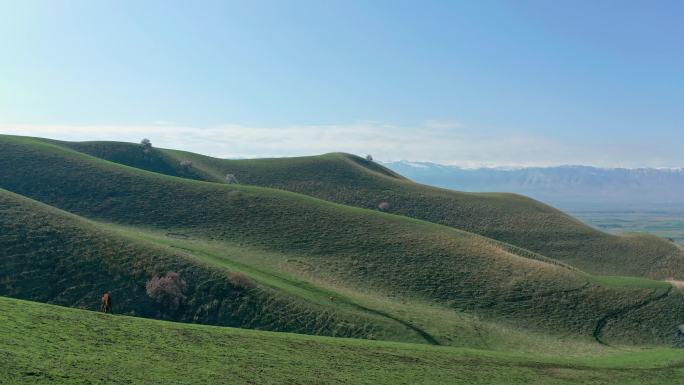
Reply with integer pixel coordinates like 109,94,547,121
2,135,683,344
4,297,684,385
53,138,684,279
0,188,403,339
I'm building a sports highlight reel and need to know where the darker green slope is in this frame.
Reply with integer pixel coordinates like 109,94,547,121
0,188,390,338
50,137,684,279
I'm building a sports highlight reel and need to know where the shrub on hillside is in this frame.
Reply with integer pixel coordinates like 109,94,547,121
146,272,187,312
675,325,684,348
228,271,254,289
366,154,373,161
225,173,239,184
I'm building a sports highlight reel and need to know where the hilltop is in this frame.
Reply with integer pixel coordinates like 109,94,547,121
50,137,684,279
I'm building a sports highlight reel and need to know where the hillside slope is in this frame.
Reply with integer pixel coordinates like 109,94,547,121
2,296,684,385
52,138,684,279
4,187,581,349
0,188,397,339
2,135,683,344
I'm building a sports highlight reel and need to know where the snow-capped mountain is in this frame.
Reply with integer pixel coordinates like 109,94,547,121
384,161,684,210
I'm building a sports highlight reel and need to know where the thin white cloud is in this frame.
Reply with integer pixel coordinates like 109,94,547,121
0,122,676,168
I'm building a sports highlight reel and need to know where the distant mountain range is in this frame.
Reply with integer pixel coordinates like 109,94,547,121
383,162,684,211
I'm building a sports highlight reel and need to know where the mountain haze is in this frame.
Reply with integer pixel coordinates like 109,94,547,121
384,161,684,210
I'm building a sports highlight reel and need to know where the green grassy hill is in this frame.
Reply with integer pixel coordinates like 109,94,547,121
1,135,683,346
51,138,684,279
0,188,639,353
2,296,684,385
0,188,401,340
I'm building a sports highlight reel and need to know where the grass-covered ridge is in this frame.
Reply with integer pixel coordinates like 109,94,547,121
3,186,656,351
2,296,684,385
52,137,684,279
105,224,643,352
2,134,683,345
0,136,587,305
0,188,403,339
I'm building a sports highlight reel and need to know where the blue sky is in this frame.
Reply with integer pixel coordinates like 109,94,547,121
1,0,682,167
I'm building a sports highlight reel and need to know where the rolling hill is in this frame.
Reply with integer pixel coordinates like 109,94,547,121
50,137,684,279
1,186,634,351
2,296,684,385
0,188,398,339
1,134,683,347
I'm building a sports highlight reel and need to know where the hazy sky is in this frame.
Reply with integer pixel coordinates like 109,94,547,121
1,1,682,167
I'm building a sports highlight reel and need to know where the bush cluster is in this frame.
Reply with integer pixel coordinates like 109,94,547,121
146,272,187,311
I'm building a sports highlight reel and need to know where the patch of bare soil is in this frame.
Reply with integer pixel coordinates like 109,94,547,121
665,279,684,289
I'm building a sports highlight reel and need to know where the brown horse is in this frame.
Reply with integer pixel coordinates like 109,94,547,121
100,292,112,313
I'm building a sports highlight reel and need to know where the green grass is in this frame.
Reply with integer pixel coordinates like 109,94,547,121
2,296,684,385
3,134,684,383
0,188,402,340
109,224,629,353
0,186,603,350
2,135,684,346
0,187,613,351
49,137,684,279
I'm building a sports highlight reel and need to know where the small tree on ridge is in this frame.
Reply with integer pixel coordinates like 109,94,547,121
140,138,153,155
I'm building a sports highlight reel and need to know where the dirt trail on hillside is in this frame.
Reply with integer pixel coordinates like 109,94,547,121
592,286,673,345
